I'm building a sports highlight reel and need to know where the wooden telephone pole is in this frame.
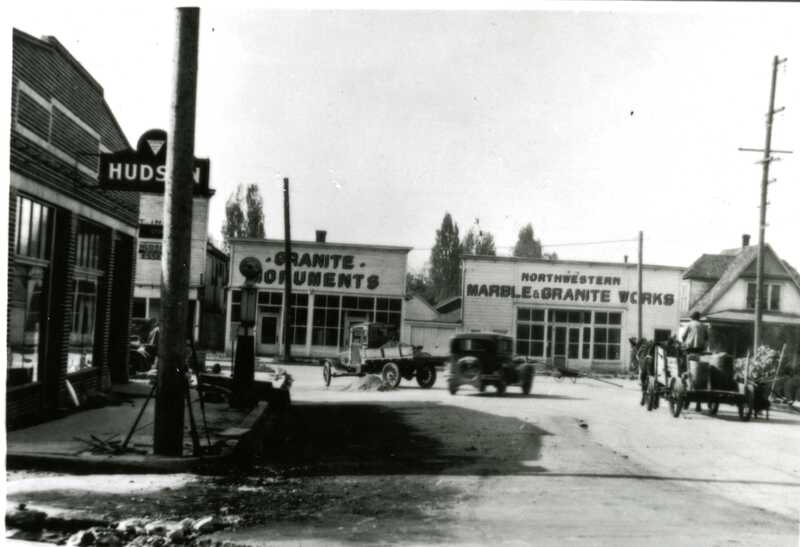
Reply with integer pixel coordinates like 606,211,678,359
154,7,200,456
283,177,293,362
739,55,791,353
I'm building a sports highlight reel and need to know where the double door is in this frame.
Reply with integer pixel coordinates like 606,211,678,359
550,325,589,366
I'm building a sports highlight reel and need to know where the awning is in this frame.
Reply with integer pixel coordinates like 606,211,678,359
703,310,800,326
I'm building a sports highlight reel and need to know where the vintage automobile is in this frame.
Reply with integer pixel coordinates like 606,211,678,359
322,322,446,389
447,333,535,395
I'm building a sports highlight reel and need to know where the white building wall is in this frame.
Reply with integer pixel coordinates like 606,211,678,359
462,257,683,372
710,278,800,314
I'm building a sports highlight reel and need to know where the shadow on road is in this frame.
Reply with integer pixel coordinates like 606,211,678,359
464,392,585,400
260,402,552,476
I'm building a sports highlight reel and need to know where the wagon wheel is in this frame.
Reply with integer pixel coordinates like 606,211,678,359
381,362,402,389
415,364,437,389
322,361,332,387
646,379,656,412
669,380,685,418
707,401,719,416
738,388,754,422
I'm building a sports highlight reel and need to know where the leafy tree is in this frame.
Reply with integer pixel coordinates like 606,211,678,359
245,184,265,239
513,223,543,259
406,269,436,305
430,213,462,301
462,220,496,256
221,183,265,250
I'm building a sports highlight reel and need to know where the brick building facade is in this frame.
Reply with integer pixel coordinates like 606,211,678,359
7,29,138,428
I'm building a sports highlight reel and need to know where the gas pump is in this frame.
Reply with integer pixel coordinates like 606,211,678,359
231,256,261,408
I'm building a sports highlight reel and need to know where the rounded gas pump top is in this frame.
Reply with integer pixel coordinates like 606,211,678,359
239,256,263,286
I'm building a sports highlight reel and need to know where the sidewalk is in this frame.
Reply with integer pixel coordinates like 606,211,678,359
6,374,289,474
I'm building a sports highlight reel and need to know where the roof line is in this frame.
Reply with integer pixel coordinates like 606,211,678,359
462,254,686,271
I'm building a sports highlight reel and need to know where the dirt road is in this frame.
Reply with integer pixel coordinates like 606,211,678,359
7,365,800,546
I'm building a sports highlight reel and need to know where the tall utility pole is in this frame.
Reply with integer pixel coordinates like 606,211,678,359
154,7,200,456
282,177,293,363
740,55,790,352
637,231,643,341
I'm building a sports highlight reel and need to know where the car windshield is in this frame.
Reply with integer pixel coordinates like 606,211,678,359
452,338,493,352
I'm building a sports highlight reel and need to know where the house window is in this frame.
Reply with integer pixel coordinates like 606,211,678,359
746,283,781,311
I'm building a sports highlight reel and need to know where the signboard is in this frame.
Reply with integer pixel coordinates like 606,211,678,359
99,129,211,195
465,266,676,307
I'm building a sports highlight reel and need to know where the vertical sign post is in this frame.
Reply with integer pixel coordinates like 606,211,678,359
154,7,200,456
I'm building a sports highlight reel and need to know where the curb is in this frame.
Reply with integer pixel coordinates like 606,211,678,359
6,394,290,474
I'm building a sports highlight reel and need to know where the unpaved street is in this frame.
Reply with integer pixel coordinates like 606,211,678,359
7,365,800,546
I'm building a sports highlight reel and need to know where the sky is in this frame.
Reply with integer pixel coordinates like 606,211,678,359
5,2,800,274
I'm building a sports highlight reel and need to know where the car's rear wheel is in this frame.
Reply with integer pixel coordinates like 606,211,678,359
496,381,506,396
521,366,534,395
416,364,437,389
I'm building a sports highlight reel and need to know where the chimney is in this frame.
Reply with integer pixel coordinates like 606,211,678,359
624,255,629,264
315,230,327,243
742,234,750,248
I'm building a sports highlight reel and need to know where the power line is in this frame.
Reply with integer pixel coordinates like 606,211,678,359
407,237,638,252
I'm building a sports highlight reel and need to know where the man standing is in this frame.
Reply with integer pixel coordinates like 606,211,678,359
681,311,709,354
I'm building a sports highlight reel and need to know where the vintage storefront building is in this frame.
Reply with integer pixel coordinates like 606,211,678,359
462,255,685,372
8,30,138,426
681,236,800,367
226,234,409,358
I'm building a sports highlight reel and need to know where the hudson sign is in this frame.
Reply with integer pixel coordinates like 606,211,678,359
98,129,211,195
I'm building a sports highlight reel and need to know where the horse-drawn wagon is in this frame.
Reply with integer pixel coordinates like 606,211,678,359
644,344,757,421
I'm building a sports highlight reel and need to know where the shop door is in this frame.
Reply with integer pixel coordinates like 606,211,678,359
552,326,567,366
552,326,582,367
257,313,279,355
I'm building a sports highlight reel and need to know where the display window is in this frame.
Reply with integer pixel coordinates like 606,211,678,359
68,220,105,374
8,195,53,386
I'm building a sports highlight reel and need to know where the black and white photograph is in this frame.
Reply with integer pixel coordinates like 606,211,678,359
3,2,800,545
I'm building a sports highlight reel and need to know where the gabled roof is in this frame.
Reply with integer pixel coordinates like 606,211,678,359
683,253,737,280
688,245,800,316
435,295,462,314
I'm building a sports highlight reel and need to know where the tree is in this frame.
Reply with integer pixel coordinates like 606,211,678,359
406,269,436,305
245,184,265,239
221,183,265,250
430,213,462,301
513,223,543,259
462,220,496,256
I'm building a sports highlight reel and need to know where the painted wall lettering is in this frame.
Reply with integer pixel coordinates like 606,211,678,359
466,284,674,306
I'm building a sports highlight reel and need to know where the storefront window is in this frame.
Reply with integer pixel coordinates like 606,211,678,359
593,311,622,360
8,264,48,385
312,294,341,347
339,296,402,347
68,279,98,372
132,298,147,319
9,196,53,386
289,294,309,345
68,220,105,374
